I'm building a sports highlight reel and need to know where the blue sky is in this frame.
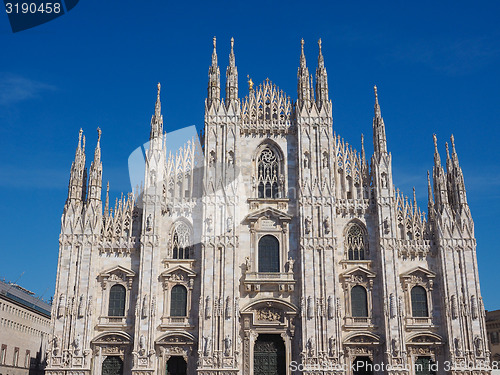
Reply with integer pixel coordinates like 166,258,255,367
0,0,499,309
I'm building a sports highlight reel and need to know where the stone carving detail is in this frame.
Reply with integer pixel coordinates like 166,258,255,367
77,295,85,318
224,335,232,356
203,336,211,356
327,296,334,319
474,337,483,356
455,337,462,357
389,293,396,319
328,336,336,357
205,296,211,319
305,216,312,234
57,294,65,318
256,307,282,322
307,337,314,356
307,296,313,319
324,216,331,234
142,294,149,318
225,296,232,319
451,295,458,319
471,295,478,320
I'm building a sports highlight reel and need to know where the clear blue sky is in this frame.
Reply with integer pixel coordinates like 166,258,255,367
1,0,499,309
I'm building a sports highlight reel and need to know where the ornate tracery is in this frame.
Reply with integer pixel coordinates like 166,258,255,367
257,148,281,199
172,222,192,259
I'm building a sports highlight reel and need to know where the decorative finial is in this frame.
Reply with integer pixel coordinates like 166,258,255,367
374,85,378,100
450,134,456,153
97,127,102,143
230,37,234,52
301,38,304,48
318,38,322,51
445,142,450,159
433,134,438,151
213,36,216,49
157,82,161,98
78,128,83,146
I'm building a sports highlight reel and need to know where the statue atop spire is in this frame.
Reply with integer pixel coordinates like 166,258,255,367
226,37,238,104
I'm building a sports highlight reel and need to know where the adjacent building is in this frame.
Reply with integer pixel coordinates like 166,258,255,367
0,280,51,375
45,38,492,375
486,310,500,367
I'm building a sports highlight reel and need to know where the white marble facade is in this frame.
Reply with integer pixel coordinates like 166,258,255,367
45,38,491,375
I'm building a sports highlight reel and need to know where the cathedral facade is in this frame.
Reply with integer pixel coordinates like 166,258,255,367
45,38,491,375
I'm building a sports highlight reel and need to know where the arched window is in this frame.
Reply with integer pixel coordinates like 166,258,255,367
172,222,192,259
346,223,365,260
258,235,280,273
411,286,428,317
108,285,126,317
170,285,187,317
351,285,368,317
257,147,280,199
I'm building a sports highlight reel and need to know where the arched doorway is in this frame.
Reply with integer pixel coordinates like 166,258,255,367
166,356,187,375
253,334,285,375
352,356,373,375
102,356,123,375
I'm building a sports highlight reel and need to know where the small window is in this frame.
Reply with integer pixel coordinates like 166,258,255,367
351,285,368,317
411,286,429,317
491,331,499,344
258,235,280,273
13,347,19,367
346,223,365,260
1,345,6,365
108,284,126,317
170,285,187,317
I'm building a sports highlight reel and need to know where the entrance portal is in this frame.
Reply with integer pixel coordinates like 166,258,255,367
166,356,187,375
253,334,286,375
353,356,373,375
102,356,123,375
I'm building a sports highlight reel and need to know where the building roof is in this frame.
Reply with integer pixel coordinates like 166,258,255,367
0,279,51,317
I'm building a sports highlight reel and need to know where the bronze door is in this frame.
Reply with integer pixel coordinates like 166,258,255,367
253,334,285,375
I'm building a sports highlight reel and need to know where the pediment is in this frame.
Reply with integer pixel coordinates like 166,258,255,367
407,332,442,344
243,207,293,223
400,266,436,280
160,265,196,279
340,266,376,279
92,331,132,345
344,332,380,345
99,265,135,279
156,331,195,345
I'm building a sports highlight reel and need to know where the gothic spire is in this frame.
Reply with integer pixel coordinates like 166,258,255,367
87,127,103,202
427,171,435,221
150,83,163,140
225,37,238,105
67,128,87,204
448,135,469,208
297,39,311,106
372,85,387,157
432,134,448,211
315,38,329,106
207,36,221,106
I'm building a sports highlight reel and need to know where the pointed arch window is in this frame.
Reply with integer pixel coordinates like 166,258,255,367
411,286,429,317
170,285,187,317
172,222,192,259
257,147,281,199
351,285,368,317
258,235,280,273
108,285,126,317
346,223,366,260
